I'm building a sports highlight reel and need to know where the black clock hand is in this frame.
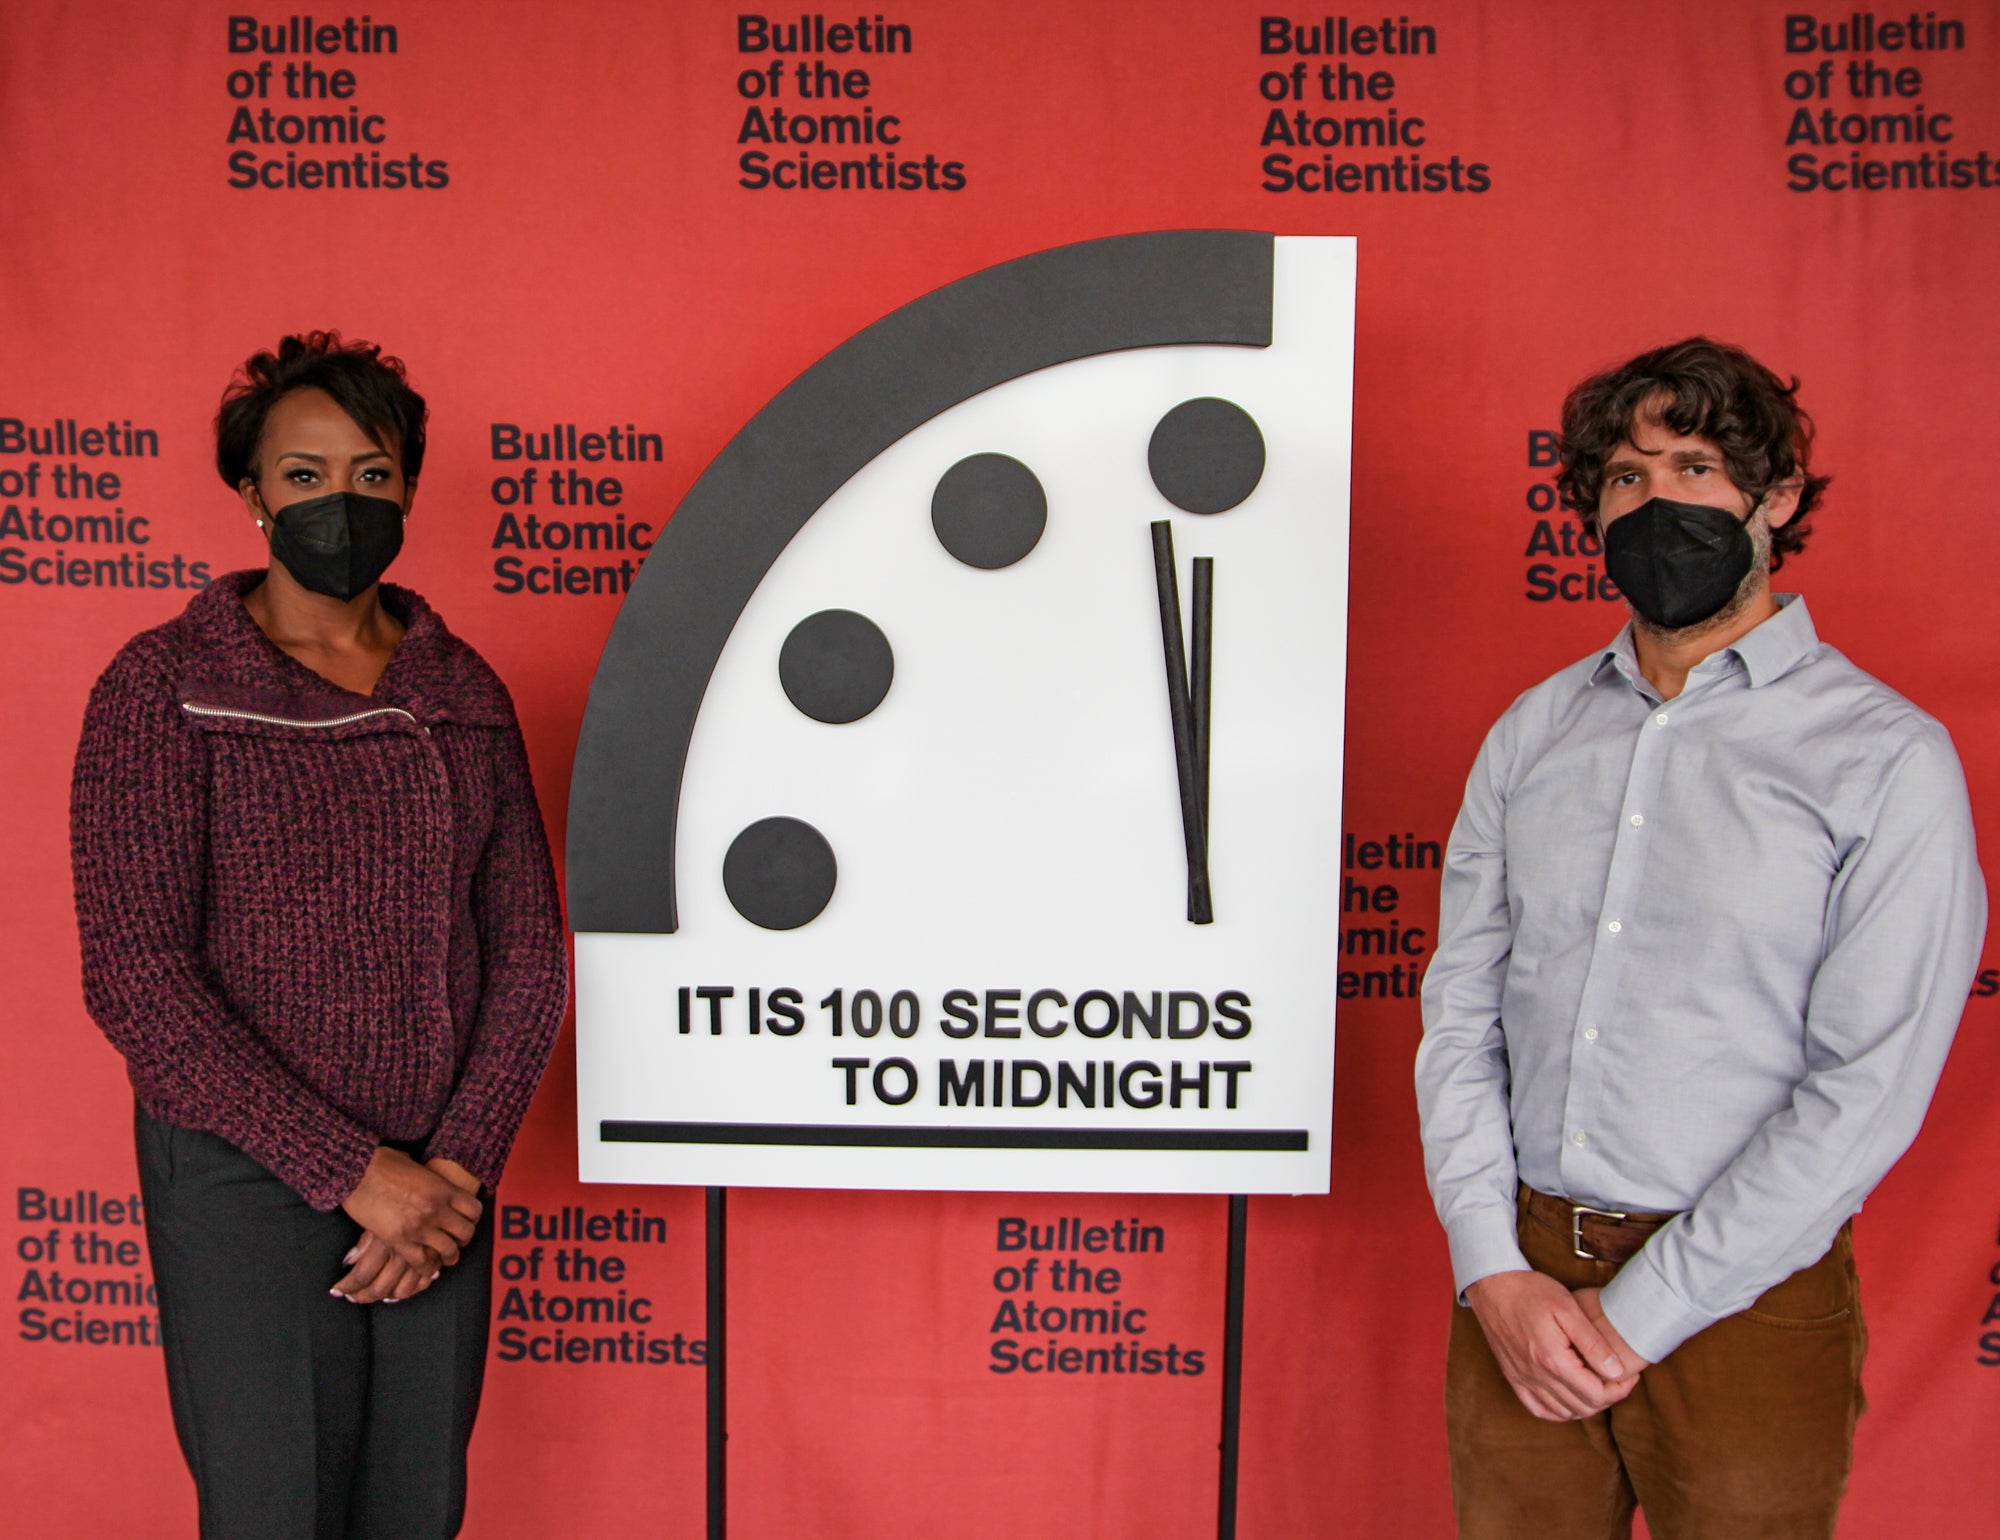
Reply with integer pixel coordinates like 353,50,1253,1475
1192,554,1213,834
1151,521,1214,924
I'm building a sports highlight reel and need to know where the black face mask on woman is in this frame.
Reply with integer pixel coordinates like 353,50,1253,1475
1602,496,1755,630
265,490,405,601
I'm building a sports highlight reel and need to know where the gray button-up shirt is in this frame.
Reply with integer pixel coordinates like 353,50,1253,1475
1416,595,1985,1362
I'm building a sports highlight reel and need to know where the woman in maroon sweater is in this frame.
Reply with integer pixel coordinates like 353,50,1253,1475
70,334,567,1538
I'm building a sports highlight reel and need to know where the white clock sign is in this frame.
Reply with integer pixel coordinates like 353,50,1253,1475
570,232,1353,1194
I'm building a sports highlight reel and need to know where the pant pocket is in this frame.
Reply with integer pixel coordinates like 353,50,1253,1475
1740,1227,1854,1328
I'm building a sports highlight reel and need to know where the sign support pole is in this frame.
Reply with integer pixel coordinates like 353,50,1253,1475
1217,1193,1249,1540
707,1185,728,1540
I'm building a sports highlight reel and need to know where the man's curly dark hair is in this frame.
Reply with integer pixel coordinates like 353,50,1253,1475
1557,337,1829,571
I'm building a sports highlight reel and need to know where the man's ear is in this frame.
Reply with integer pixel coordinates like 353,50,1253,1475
1759,476,1803,529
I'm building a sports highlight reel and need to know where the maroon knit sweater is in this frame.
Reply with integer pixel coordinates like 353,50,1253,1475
71,571,568,1211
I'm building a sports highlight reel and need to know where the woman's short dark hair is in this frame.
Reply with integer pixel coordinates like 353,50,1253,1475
1557,337,1829,571
215,331,427,489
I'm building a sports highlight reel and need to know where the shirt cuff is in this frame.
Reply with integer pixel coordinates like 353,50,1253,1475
419,1136,500,1194
1598,1249,1718,1364
1445,1209,1532,1303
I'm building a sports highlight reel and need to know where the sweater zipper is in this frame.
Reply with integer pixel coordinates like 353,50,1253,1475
181,702,427,734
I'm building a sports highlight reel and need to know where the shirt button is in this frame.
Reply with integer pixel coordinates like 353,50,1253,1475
1573,1131,1588,1146
1655,713,1670,726
1584,1027,1599,1041
1629,813,1644,826
1607,920,1622,934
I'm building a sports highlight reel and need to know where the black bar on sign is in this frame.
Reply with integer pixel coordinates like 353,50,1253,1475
706,1186,726,1540
602,1122,1307,1152
1217,1193,1249,1540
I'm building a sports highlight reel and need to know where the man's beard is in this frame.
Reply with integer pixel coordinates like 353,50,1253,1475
1629,505,1773,646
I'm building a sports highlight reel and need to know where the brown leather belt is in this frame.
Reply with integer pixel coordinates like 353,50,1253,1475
1523,1185,1678,1266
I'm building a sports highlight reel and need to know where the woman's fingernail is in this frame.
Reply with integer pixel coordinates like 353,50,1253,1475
329,1288,343,1298
343,1246,360,1265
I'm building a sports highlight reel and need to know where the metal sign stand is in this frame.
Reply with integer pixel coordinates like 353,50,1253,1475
1217,1194,1249,1540
705,1185,1251,1540
707,1186,727,1540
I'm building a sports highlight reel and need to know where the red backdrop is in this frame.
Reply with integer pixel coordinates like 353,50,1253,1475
4,2,1996,1533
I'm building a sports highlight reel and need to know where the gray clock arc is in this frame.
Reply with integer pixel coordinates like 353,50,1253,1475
569,229,1277,934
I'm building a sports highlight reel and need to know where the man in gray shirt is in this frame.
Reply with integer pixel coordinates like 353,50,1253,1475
1416,337,1984,1538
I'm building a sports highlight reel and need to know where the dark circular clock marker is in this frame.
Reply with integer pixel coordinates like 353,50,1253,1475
723,817,837,930
779,609,894,724
1148,397,1265,514
931,452,1047,568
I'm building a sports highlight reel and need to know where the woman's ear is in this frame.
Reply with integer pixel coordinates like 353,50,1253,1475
241,478,271,536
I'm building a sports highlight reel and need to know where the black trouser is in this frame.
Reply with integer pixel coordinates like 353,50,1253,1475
135,1108,492,1540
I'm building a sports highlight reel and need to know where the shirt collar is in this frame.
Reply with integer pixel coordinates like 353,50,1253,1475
178,569,515,726
1729,593,1817,686
1592,627,1643,689
1591,593,1818,692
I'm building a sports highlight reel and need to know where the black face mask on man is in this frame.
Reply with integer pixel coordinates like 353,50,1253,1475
263,490,405,601
1601,496,1755,630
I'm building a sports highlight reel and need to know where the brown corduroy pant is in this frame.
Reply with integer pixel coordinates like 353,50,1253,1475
1446,1188,1866,1540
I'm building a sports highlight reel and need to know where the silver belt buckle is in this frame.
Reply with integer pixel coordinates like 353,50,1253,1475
1571,1202,1628,1260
